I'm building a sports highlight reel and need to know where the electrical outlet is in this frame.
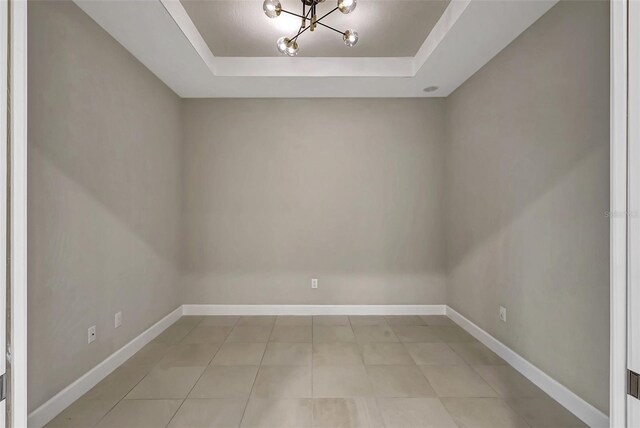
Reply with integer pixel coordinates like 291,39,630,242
115,312,122,328
88,325,96,344
499,306,507,323
311,278,318,289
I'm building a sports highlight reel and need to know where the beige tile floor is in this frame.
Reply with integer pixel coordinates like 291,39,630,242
46,315,587,428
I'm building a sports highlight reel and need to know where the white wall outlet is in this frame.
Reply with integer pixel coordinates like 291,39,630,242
499,306,507,323
115,312,122,328
311,278,318,289
88,325,96,344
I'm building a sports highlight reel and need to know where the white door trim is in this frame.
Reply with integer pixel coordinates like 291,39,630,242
8,0,28,426
610,0,629,425
627,0,640,424
0,0,8,426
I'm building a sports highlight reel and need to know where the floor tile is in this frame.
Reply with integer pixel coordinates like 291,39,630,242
241,398,312,428
153,323,196,345
262,342,312,366
313,342,363,365
45,399,117,428
361,343,414,365
276,316,312,326
313,365,374,397
349,316,389,326
385,316,427,326
420,365,498,397
432,325,476,342
238,316,276,326
270,325,312,342
313,315,351,325
252,365,312,398
404,342,466,365
157,343,221,367
199,316,240,326
449,342,506,365
212,342,267,366
175,316,205,327
441,397,530,427
59,312,577,428
126,366,205,399
123,342,170,367
227,325,273,342
82,366,150,401
313,325,355,343
473,365,545,398
391,325,441,343
96,399,182,428
352,325,398,343
377,397,458,428
167,398,246,428
366,365,435,397
190,365,259,398
312,398,384,428
506,397,588,427
420,315,454,326
183,326,233,344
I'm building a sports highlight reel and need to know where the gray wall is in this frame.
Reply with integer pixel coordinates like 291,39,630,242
181,99,447,304
444,0,610,413
27,0,610,418
28,1,183,411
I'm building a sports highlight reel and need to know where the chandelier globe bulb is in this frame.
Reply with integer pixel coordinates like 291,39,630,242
343,29,358,46
285,40,299,56
338,0,356,14
276,36,290,54
263,0,282,18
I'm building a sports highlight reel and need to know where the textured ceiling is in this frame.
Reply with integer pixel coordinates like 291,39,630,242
180,0,450,57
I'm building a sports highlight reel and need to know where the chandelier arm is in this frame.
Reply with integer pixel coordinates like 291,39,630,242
288,5,339,44
280,9,307,19
315,21,345,35
314,6,339,25
290,24,311,42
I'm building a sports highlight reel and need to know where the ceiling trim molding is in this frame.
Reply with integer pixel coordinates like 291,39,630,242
73,0,558,97
160,0,217,75
160,0,423,78
213,57,414,77
412,0,469,75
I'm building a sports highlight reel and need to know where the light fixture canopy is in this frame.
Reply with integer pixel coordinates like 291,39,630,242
263,0,359,56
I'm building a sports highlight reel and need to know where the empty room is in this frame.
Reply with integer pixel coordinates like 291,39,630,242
1,0,638,426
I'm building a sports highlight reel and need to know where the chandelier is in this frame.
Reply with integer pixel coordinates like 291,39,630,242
262,0,358,56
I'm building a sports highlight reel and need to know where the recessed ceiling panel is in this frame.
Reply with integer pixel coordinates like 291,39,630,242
180,0,450,57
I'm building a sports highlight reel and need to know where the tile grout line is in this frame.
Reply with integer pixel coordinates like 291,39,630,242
91,317,203,428
71,315,539,428
237,317,276,427
163,316,235,427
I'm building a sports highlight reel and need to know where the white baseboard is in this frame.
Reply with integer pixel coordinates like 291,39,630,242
182,304,447,316
29,303,608,428
445,306,609,428
27,306,184,428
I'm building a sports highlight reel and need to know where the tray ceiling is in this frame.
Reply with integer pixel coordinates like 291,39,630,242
180,0,450,57
73,0,558,97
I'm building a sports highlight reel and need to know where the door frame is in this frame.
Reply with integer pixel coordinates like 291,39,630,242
5,0,28,426
0,0,635,426
610,0,632,426
0,0,8,424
